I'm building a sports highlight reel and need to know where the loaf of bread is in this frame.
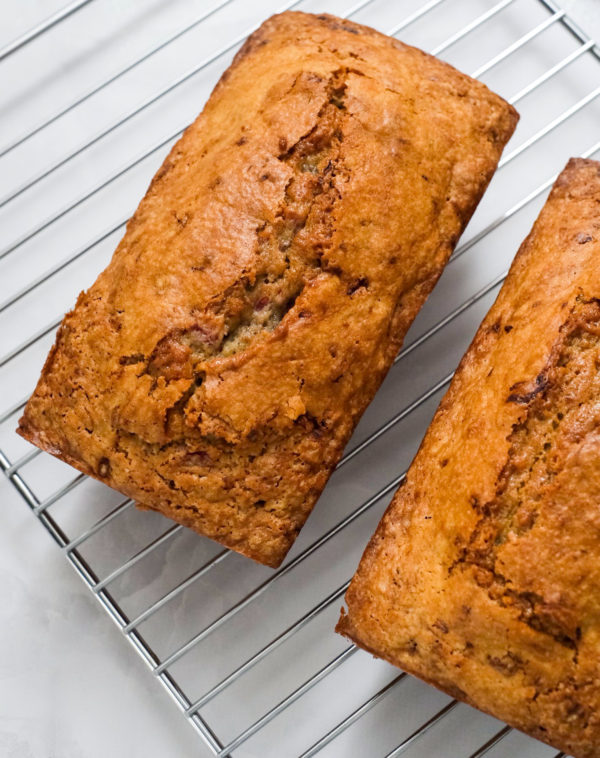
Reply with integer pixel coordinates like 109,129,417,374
337,158,600,757
18,11,517,567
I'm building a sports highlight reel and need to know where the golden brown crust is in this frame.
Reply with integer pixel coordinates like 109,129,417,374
17,11,517,567
337,158,600,757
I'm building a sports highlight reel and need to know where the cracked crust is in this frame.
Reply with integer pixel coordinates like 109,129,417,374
337,158,600,757
17,11,517,567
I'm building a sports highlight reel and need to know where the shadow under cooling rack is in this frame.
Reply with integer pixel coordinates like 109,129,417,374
1,0,598,755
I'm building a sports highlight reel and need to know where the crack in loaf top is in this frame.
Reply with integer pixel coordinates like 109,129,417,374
18,11,518,566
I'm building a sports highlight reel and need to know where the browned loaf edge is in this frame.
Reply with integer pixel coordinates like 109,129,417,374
337,158,600,758
17,11,517,567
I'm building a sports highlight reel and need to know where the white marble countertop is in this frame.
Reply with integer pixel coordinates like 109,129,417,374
0,475,202,758
1,1,598,757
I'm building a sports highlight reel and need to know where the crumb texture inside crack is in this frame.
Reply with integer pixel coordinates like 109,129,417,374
454,300,600,652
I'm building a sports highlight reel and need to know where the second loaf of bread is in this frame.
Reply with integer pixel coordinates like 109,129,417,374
337,159,600,758
17,12,517,566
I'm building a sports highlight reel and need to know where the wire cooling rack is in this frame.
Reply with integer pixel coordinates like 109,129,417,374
1,0,598,755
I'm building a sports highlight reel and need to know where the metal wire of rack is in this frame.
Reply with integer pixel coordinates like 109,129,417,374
1,0,598,755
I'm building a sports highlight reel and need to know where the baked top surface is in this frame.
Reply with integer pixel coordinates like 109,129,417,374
338,158,600,758
18,11,516,566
